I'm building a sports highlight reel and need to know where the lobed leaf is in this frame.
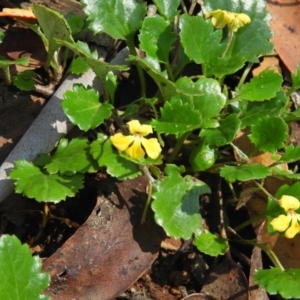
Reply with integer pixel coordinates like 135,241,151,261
179,14,225,66
45,138,98,175
13,70,36,91
62,84,113,131
289,64,300,95
236,70,282,101
151,164,211,239
151,96,202,134
139,15,176,64
220,164,271,183
175,77,226,127
200,113,241,146
0,235,50,300
81,0,146,40
280,144,300,164
194,231,228,256
152,0,180,20
249,116,288,152
240,91,288,128
254,268,300,299
10,160,84,202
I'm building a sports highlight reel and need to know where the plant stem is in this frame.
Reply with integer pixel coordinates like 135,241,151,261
237,62,253,88
141,181,153,224
126,36,146,99
188,0,198,15
234,212,267,232
167,131,191,164
140,165,155,224
180,0,188,14
3,66,11,85
254,180,278,202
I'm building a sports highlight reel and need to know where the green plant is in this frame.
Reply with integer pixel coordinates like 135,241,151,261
8,0,300,297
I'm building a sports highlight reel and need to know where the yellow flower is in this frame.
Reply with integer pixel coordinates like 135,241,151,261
270,195,300,239
205,9,251,32
110,120,162,160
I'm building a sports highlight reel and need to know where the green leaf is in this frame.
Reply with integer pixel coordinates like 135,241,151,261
90,134,141,180
288,64,300,95
0,235,50,300
45,138,97,175
272,166,300,181
0,56,28,67
10,160,84,202
200,114,241,146
151,164,211,239
81,0,146,39
179,14,225,65
175,77,226,127
189,142,219,172
62,84,113,131
69,56,90,75
194,231,228,256
202,0,273,62
13,70,36,91
151,96,202,134
139,15,176,64
220,164,271,183
56,39,128,101
280,144,300,164
240,90,288,128
275,182,300,200
32,5,73,67
254,268,300,299
65,12,85,35
249,116,288,152
152,0,180,20
236,70,282,101
132,56,177,101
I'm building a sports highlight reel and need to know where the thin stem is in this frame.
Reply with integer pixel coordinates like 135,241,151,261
234,212,267,232
167,131,191,164
126,35,146,99
221,30,234,58
227,181,238,201
141,181,153,224
237,62,253,88
3,66,11,85
180,0,188,14
147,99,164,147
254,180,278,202
140,165,155,224
188,0,198,15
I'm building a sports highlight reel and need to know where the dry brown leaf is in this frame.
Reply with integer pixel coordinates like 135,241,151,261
200,257,248,300
267,0,300,73
0,8,37,23
42,175,164,300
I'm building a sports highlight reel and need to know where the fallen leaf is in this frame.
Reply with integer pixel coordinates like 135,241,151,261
0,8,37,23
200,257,248,300
42,175,164,300
267,1,300,73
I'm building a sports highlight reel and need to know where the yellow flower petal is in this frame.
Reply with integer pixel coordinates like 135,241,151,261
110,133,134,151
127,120,152,136
285,215,300,238
229,13,251,32
279,195,300,212
141,137,162,159
238,13,251,24
126,137,145,159
270,214,291,232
